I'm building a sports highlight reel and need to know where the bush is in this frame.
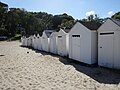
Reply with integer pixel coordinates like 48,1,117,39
7,34,22,41
0,28,8,36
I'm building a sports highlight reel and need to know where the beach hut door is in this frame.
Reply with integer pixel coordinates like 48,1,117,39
71,35,81,61
99,32,114,68
58,36,63,56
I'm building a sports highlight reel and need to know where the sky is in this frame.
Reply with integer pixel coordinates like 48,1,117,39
1,0,120,19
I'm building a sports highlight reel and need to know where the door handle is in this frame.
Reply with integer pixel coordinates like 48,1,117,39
100,47,102,48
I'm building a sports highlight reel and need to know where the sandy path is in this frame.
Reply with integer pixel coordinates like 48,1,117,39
0,41,120,90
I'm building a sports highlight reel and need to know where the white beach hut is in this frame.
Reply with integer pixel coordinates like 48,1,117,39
27,37,30,46
32,34,38,49
36,34,42,51
24,36,28,47
31,35,34,48
21,36,26,46
57,29,70,56
27,36,31,47
49,32,58,54
69,21,101,64
28,36,33,47
30,36,33,47
42,30,55,52
98,18,120,69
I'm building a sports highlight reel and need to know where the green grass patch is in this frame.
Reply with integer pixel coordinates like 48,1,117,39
15,34,22,38
7,34,22,41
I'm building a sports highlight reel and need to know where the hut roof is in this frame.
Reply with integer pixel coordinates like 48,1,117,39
79,21,101,30
110,18,120,27
44,30,56,38
63,29,71,33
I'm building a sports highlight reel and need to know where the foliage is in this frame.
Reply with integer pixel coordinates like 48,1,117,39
0,27,8,36
0,1,119,39
52,15,62,29
111,12,120,20
60,19,74,29
7,34,22,41
52,13,74,30
0,2,8,36
15,34,22,38
81,14,104,24
0,1,75,37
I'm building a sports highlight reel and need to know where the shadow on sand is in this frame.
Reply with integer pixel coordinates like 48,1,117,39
20,45,120,84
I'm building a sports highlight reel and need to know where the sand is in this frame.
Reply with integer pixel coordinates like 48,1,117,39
0,41,120,90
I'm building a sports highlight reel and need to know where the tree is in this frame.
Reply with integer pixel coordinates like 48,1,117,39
81,18,87,22
111,12,120,20
60,13,74,21
81,14,104,24
88,15,94,21
6,8,24,36
60,19,74,29
0,2,8,36
52,13,74,29
52,15,62,29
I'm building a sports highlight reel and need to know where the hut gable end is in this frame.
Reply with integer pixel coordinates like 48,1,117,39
98,19,120,32
69,22,91,34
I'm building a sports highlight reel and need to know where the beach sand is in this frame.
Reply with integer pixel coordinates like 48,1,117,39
0,41,120,90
